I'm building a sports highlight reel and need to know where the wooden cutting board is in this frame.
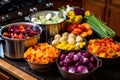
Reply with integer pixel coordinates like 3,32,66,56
0,58,38,80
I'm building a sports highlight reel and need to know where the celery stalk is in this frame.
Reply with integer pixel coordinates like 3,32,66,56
84,14,116,38
87,20,107,38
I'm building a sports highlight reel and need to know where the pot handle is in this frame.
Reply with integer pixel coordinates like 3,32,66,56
0,26,5,43
97,59,102,68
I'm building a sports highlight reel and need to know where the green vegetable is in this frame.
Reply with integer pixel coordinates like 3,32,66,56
84,15,116,38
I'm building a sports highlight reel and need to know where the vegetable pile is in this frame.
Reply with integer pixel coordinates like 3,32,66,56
59,5,93,38
87,38,120,58
67,22,93,38
3,24,40,39
51,32,86,50
24,43,61,64
58,51,97,74
59,5,115,38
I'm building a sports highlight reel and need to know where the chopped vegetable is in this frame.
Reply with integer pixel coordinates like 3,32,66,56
24,43,61,64
87,38,120,58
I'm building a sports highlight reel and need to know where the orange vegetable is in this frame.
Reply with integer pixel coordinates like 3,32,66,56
80,32,88,38
87,29,93,36
87,38,120,58
24,43,61,64
81,23,91,30
72,28,82,34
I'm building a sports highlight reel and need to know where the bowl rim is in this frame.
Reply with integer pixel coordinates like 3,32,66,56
27,10,66,25
25,58,56,65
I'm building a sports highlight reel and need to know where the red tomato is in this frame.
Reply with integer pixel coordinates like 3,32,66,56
72,22,78,28
67,25,75,32
67,22,78,32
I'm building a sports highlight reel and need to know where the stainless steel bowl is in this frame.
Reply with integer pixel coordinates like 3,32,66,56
25,10,66,42
0,22,42,59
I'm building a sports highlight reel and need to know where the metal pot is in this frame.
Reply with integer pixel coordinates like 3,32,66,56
0,22,42,59
25,10,66,42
